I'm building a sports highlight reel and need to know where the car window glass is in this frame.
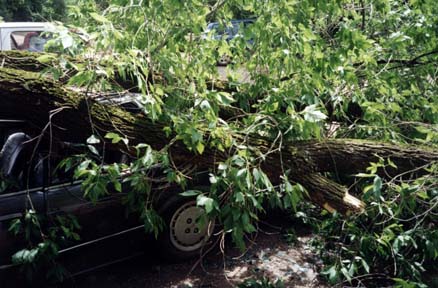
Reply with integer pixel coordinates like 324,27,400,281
10,31,51,52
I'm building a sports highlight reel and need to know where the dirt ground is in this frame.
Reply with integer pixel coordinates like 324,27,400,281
61,215,328,288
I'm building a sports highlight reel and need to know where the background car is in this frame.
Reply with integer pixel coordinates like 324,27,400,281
203,19,255,65
204,19,254,41
0,22,53,52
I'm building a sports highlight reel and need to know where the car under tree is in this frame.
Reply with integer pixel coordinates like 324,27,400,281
0,115,215,284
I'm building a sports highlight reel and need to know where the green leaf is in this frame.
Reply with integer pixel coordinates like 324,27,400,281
209,174,218,184
252,168,261,182
216,92,235,106
113,181,122,192
36,54,56,63
90,12,109,23
355,173,375,178
341,267,352,282
301,105,327,122
67,70,92,86
8,219,22,235
360,257,370,273
180,190,201,197
196,142,205,154
87,145,99,156
60,34,74,49
235,192,244,202
105,132,123,144
87,135,101,144
373,176,382,199
154,86,164,96
200,100,211,110
218,163,228,170
322,265,338,283
197,195,214,213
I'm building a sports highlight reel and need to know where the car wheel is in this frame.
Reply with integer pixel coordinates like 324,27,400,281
157,191,215,260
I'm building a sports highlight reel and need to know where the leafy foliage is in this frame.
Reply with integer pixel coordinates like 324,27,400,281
8,210,80,281
295,161,438,286
45,0,438,284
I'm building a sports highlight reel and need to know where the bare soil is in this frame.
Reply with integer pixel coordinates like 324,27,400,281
61,215,328,288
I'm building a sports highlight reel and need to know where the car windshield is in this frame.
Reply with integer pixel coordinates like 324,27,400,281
206,20,253,40
206,23,228,36
10,31,51,52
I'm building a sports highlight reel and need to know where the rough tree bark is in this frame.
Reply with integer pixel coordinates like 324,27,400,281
1,64,437,215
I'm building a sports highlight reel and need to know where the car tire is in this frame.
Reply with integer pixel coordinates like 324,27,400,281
157,189,215,261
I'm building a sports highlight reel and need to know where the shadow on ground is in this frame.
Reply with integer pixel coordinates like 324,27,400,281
59,212,328,288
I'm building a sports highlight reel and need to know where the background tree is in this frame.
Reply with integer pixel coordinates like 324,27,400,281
0,0,66,22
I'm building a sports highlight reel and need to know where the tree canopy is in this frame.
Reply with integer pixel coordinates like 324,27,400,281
0,0,66,22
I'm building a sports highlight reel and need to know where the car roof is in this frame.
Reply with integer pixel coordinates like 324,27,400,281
208,19,255,25
0,22,49,29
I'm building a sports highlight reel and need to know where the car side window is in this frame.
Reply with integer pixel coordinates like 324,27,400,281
10,31,50,52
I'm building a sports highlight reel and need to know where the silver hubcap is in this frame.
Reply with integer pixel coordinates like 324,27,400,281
170,201,213,252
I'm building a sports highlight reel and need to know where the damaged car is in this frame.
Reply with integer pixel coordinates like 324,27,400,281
0,109,214,283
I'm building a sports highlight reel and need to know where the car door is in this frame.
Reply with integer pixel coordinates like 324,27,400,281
0,155,139,271
0,187,46,269
43,174,147,276
45,181,138,243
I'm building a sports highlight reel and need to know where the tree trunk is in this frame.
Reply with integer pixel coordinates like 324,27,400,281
0,51,48,72
1,67,437,214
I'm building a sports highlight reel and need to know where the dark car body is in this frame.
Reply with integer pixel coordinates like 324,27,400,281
0,123,146,277
0,106,212,284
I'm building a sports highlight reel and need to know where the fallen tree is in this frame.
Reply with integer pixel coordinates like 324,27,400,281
2,2,438,285
1,66,437,214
